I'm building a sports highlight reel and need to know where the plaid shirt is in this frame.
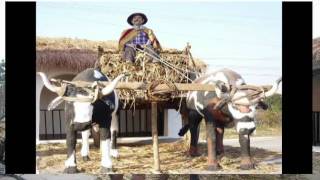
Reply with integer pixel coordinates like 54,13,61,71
130,31,149,45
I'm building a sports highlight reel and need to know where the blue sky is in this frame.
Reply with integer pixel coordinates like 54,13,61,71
36,1,282,85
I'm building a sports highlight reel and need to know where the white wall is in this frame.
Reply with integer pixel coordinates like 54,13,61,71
36,71,75,143
36,75,44,144
165,109,182,138
37,69,183,141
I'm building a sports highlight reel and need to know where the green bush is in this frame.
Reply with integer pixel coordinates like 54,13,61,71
198,94,282,140
256,94,282,128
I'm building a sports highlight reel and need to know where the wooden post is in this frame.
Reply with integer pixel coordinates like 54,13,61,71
151,102,161,173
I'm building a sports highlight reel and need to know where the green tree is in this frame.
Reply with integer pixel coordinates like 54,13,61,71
0,59,4,84
256,94,282,128
265,94,282,113
0,59,4,118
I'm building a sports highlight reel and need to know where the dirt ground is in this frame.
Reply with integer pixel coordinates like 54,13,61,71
37,139,281,175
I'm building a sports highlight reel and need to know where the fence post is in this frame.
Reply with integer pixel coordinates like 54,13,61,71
151,102,161,173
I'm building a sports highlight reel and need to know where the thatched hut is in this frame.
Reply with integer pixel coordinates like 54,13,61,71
313,37,320,146
36,37,206,144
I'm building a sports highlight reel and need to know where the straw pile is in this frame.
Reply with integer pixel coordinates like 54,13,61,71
98,48,205,106
37,140,281,174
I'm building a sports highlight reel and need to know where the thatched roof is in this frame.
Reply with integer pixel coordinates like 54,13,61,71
37,48,97,73
36,37,117,73
36,37,207,73
313,37,320,71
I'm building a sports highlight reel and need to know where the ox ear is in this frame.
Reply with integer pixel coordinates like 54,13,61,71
101,74,126,95
216,80,228,93
256,101,269,110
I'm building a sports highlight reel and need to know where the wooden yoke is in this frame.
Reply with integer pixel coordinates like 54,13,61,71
51,79,273,92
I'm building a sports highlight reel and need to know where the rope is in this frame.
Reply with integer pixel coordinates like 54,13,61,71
50,79,101,103
228,84,267,106
146,80,179,101
213,84,268,110
144,45,200,75
126,44,195,82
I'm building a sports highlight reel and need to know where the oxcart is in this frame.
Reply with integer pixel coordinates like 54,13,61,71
43,44,277,173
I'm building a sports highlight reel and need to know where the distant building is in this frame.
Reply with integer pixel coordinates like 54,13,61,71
36,38,183,144
313,37,320,146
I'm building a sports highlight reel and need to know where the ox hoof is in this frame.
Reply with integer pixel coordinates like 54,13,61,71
100,167,113,174
63,166,78,174
188,146,201,157
240,163,255,170
110,149,119,159
217,152,225,161
82,156,90,161
207,163,222,171
240,157,255,170
189,151,201,157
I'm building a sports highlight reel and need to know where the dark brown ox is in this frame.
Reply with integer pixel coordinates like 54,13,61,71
180,68,281,170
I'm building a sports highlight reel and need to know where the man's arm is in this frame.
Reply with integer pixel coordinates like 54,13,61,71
118,28,137,52
145,28,162,52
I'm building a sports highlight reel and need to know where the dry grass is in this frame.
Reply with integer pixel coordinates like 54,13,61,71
37,37,118,51
99,50,206,106
37,140,281,174
196,116,281,141
313,152,320,174
0,121,4,139
36,37,207,107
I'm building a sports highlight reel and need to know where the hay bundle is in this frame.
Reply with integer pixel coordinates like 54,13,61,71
99,48,206,107
36,37,207,107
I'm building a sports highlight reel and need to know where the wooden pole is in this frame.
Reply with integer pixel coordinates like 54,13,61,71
151,102,161,173
54,80,217,91
53,80,274,92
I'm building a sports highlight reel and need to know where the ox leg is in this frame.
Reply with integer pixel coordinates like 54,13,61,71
216,127,225,160
204,108,221,171
91,123,100,148
100,127,113,173
81,129,91,161
188,110,202,157
110,112,119,158
64,128,78,173
238,131,255,170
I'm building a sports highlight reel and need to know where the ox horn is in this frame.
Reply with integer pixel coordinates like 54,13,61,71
264,77,282,97
101,74,127,95
37,72,63,93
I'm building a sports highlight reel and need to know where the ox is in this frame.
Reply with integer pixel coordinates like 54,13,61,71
38,68,125,173
181,68,281,170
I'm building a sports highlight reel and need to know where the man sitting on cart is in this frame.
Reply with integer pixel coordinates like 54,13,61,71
118,12,162,63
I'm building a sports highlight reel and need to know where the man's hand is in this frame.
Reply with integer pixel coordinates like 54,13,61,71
136,44,143,50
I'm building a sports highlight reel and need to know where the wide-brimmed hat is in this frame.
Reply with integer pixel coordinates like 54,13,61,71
127,12,148,26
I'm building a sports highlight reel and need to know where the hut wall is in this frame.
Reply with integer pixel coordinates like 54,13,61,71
38,74,75,140
313,72,320,111
165,109,182,138
313,71,320,146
